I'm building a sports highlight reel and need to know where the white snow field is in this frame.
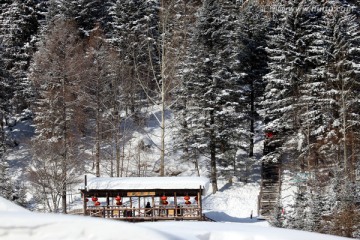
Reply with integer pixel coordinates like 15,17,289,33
0,196,352,240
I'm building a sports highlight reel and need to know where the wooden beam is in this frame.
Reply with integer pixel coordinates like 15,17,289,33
106,192,110,206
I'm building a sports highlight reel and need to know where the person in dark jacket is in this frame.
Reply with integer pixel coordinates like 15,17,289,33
145,202,152,216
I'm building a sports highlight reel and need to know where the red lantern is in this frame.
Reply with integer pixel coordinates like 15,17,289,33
162,200,168,205
184,195,190,201
161,195,167,201
92,196,98,202
195,196,198,201
265,131,274,138
115,196,121,201
185,200,191,205
116,201,122,206
95,201,101,206
85,198,89,202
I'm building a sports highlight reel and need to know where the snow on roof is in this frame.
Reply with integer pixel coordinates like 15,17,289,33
84,176,210,194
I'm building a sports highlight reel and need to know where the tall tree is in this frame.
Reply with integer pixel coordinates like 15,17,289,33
263,0,360,236
76,0,114,36
324,2,360,236
234,1,268,181
325,0,360,181
0,0,39,113
0,40,11,158
111,0,159,118
0,31,13,204
81,25,116,177
179,0,246,191
30,20,84,213
151,0,203,176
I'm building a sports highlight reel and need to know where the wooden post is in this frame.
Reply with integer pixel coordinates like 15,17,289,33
151,196,155,219
83,192,87,216
106,193,110,218
130,197,133,217
138,196,140,217
174,192,177,217
199,186,202,220
83,175,87,216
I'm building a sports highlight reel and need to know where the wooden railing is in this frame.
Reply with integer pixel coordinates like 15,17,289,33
86,205,202,221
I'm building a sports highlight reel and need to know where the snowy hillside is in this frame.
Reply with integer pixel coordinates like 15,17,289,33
203,182,259,221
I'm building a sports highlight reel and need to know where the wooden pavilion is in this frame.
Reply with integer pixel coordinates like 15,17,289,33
80,176,210,221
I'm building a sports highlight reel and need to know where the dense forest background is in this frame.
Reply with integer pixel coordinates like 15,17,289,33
0,0,359,238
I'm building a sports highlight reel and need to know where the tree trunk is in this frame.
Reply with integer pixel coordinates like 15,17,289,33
95,86,101,177
0,111,5,154
61,77,67,214
249,86,255,158
115,127,120,177
160,76,165,176
210,110,218,193
159,9,167,177
341,79,348,177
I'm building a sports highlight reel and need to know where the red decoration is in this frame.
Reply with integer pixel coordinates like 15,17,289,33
95,201,101,206
162,200,168,205
85,198,89,202
116,201,122,206
265,132,274,138
184,195,190,201
92,196,98,202
161,195,167,201
185,200,191,205
115,196,121,201
195,196,198,201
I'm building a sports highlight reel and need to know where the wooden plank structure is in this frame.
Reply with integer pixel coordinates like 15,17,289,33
80,176,210,222
258,162,281,218
258,131,282,219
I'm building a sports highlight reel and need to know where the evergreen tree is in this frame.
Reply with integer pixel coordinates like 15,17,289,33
0,30,13,205
325,0,360,180
76,0,114,36
285,184,309,230
111,0,159,117
235,1,268,181
0,0,39,113
179,0,247,191
262,0,332,167
45,1,76,25
0,41,11,154
265,0,360,235
0,160,12,200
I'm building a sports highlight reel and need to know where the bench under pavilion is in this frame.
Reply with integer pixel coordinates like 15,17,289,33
80,176,210,221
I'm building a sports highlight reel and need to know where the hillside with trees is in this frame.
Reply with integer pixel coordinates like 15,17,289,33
0,0,359,238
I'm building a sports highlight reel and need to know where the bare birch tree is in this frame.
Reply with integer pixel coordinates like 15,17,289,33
135,0,200,176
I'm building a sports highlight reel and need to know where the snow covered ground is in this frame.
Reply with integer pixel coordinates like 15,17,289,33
0,196,352,240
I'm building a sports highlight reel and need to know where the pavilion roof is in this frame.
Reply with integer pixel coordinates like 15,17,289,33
81,177,210,196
